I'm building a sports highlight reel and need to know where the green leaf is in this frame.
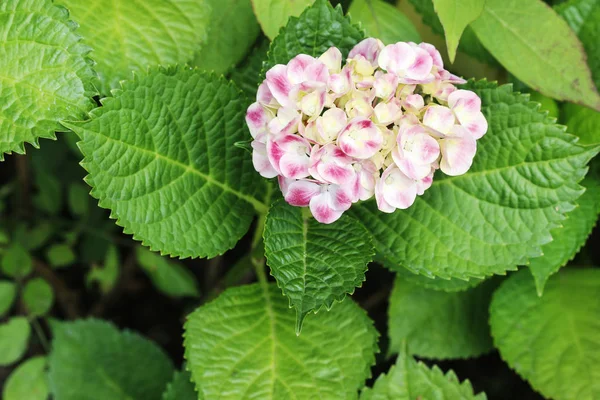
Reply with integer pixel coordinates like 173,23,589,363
184,283,378,399
265,0,364,72
252,0,316,39
192,0,260,74
32,170,62,215
350,81,598,280
0,0,95,160
2,356,49,400
161,369,197,400
86,245,119,293
529,175,600,295
22,222,55,251
0,280,17,317
48,319,174,400
0,317,31,366
59,0,211,95
470,0,600,111
490,268,600,400
136,247,200,298
348,0,421,44
361,347,486,399
230,40,270,99
46,244,75,268
264,200,374,332
68,183,90,216
68,67,267,259
563,102,600,145
529,92,560,119
556,0,600,89
432,0,484,62
388,276,497,359
394,267,484,292
1,244,33,278
22,278,54,317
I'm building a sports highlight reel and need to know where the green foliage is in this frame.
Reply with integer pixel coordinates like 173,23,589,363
23,278,54,317
563,102,600,145
0,280,17,316
264,0,364,72
556,0,600,89
0,317,30,366
59,0,211,95
252,0,316,39
1,244,33,278
529,175,600,294
490,269,600,400
432,0,485,62
68,183,90,217
86,245,119,293
2,356,49,400
230,40,270,99
361,347,486,399
350,81,598,280
264,200,373,331
388,276,496,359
192,0,260,74
161,370,197,400
528,92,560,119
46,244,75,268
136,247,200,298
348,0,421,44
69,67,267,259
184,283,378,399
48,319,174,400
0,0,96,160
394,267,484,292
470,0,600,110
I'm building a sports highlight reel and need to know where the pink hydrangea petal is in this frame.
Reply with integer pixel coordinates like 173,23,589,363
405,47,433,81
378,42,414,75
448,89,482,113
416,171,434,195
252,140,278,178
381,165,418,209
284,180,321,206
338,118,383,159
423,105,455,135
280,153,310,179
265,64,294,108
310,193,344,224
287,54,315,84
373,101,402,125
257,82,279,108
319,47,343,73
461,111,488,139
355,160,377,201
316,108,347,143
349,38,384,66
373,73,398,101
268,107,300,135
328,67,352,95
417,42,443,70
402,94,424,113
392,146,434,180
439,127,477,176
299,87,326,117
245,102,272,138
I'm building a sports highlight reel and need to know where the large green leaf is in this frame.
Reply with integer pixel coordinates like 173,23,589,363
388,276,496,359
432,0,485,62
470,0,600,110
264,199,374,332
264,0,364,72
348,0,421,44
394,267,484,292
563,102,600,146
161,369,197,400
252,0,316,39
0,317,30,366
556,0,600,89
2,356,49,400
350,81,598,280
59,0,211,95
0,0,95,159
68,67,266,259
230,40,270,99
360,347,486,399
48,319,174,400
490,269,600,400
529,175,600,295
184,283,378,399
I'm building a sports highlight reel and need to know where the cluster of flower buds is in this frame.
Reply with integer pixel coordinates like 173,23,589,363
246,38,487,223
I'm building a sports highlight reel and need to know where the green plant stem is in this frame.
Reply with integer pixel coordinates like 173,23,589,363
31,318,50,353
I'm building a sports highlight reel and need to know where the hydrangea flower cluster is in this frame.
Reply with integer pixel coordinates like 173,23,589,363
246,38,487,224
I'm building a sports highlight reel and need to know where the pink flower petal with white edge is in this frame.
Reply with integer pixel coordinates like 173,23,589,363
316,108,347,143
402,94,424,113
246,102,273,138
257,82,280,108
309,144,355,185
439,126,477,176
338,117,383,159
416,171,434,195
392,146,433,180
328,67,352,96
417,42,443,70
353,160,378,201
405,47,434,81
373,101,402,126
284,179,321,206
349,38,384,66
299,87,326,117
380,165,418,210
268,107,300,135
251,139,278,178
267,133,311,176
423,105,455,135
288,54,329,85
280,153,310,179
310,194,345,223
461,111,488,139
373,73,399,101
378,42,414,75
319,47,342,74
448,90,487,139
398,124,440,164
265,64,294,108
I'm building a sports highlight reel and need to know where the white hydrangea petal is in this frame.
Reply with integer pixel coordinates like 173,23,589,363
319,47,343,74
423,105,455,135
338,118,383,159
439,126,477,176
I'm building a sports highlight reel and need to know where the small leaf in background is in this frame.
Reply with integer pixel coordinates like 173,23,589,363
0,228,9,244
48,319,174,400
529,175,600,295
0,280,17,316
529,92,560,119
265,0,364,71
432,0,484,62
86,245,119,294
0,0,96,159
563,102,600,145
193,0,260,74
46,244,75,268
361,346,486,399
264,200,373,332
1,244,33,279
161,369,196,400
184,283,378,399
24,222,55,251
32,170,62,216
252,0,315,39
136,247,200,298
68,183,90,217
349,0,421,44
59,0,212,95
490,269,600,400
2,356,49,400
23,278,54,317
388,276,497,359
0,317,31,366
470,0,600,110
